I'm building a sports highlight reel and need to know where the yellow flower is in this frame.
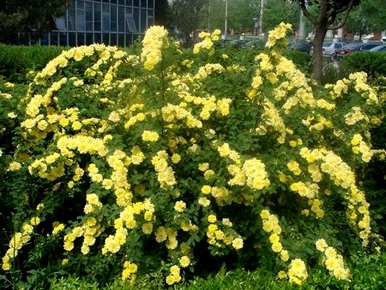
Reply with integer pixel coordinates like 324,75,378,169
179,255,191,268
141,130,159,142
8,161,22,172
232,237,244,250
207,214,217,223
174,200,186,213
201,185,212,195
315,239,328,252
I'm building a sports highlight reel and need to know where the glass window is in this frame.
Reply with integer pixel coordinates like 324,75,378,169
60,32,68,46
77,0,86,31
110,33,117,45
68,1,76,30
102,3,110,32
111,4,117,32
103,33,110,44
133,0,139,7
148,15,154,26
126,33,133,47
86,33,94,44
51,32,59,46
94,2,101,31
140,9,146,32
69,32,76,46
133,7,139,32
77,32,85,45
41,32,49,45
118,34,125,47
148,0,153,8
94,33,101,43
126,9,137,33
141,0,146,7
118,6,125,32
55,17,66,31
85,1,93,31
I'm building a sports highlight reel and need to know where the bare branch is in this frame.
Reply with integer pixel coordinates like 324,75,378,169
328,0,354,30
299,0,317,25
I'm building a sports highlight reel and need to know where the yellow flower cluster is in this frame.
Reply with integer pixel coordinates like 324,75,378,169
266,22,292,48
141,25,168,70
299,147,371,245
84,193,103,214
193,29,221,54
151,150,176,188
351,133,373,162
8,161,22,171
315,239,351,280
242,158,270,190
52,222,65,235
142,130,159,142
162,103,203,128
2,215,41,271
344,106,366,125
260,210,289,261
206,214,242,249
166,265,182,285
195,63,225,80
57,135,107,157
121,261,138,282
287,258,308,285
155,226,178,249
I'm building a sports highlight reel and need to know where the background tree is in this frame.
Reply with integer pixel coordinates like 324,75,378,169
155,0,172,29
170,0,207,46
199,0,256,34
296,0,360,81
346,0,386,40
0,0,68,44
263,0,299,32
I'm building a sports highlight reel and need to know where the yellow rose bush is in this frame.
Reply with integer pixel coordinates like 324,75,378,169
0,24,385,287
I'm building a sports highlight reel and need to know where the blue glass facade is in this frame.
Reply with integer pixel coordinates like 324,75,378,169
41,0,155,47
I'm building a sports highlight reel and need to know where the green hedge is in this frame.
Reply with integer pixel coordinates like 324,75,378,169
0,44,312,84
342,52,386,80
49,253,386,290
0,45,64,82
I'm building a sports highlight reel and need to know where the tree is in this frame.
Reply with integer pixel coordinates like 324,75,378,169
155,0,172,29
346,0,386,39
0,0,68,44
170,0,207,46
263,0,299,32
295,0,360,81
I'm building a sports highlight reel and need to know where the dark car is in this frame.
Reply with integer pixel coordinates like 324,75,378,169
336,42,363,56
369,45,386,52
290,41,312,54
359,42,384,51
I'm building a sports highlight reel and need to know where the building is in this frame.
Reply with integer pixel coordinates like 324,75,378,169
41,0,155,47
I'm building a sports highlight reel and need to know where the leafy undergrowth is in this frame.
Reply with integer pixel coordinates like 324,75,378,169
49,252,386,290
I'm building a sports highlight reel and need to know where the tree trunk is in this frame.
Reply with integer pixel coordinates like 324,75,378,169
312,26,327,82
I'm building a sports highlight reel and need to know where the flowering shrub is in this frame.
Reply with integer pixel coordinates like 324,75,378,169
1,23,385,287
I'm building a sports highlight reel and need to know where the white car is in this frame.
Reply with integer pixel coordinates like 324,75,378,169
322,42,345,56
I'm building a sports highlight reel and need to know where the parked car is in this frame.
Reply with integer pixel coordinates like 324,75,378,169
336,42,363,56
322,42,345,56
359,42,383,51
369,45,386,52
290,41,312,54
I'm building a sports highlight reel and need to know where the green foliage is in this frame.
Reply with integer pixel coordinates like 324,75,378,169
0,45,64,82
0,0,67,44
0,25,384,290
346,0,386,36
48,252,386,289
342,52,386,81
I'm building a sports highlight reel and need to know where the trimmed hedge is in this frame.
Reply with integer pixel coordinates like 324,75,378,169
0,45,64,82
342,52,386,80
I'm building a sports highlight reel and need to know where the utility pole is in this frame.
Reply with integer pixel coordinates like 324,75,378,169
299,9,305,39
208,0,211,30
259,0,264,36
224,0,228,39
